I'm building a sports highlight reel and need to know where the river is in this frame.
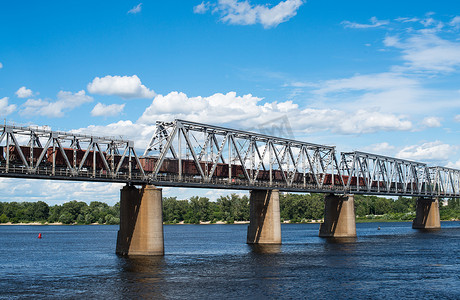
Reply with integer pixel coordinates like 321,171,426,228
0,222,459,299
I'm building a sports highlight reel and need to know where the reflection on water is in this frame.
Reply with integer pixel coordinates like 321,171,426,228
117,256,166,299
322,237,358,244
248,244,282,254
120,255,166,274
0,222,459,299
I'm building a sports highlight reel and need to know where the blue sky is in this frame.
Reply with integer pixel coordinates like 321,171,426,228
1,0,459,204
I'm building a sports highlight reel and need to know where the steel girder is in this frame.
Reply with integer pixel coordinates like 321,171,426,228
340,151,433,196
429,166,460,197
1,121,460,198
0,124,145,180
143,119,344,190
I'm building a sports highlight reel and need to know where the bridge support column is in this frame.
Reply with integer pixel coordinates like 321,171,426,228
116,184,164,255
412,197,441,229
319,194,356,238
247,189,281,244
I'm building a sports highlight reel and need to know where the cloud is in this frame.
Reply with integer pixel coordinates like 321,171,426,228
128,3,142,14
421,116,441,128
313,72,419,95
455,115,460,122
91,103,125,117
194,1,211,14
199,0,304,29
302,72,439,115
362,142,396,155
0,178,123,205
286,16,460,116
384,33,460,73
137,91,412,135
296,108,412,134
0,97,17,116
0,62,3,69
450,16,460,29
447,159,460,169
397,141,457,162
342,16,389,29
15,86,33,98
20,90,93,118
87,75,155,99
74,120,156,150
395,17,419,23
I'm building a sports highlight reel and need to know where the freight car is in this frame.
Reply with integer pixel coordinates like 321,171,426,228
4,146,45,165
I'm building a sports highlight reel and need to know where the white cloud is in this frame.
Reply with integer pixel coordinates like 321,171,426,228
447,159,460,169
15,86,33,98
290,18,460,115
91,102,125,117
385,33,460,73
363,142,396,155
0,62,3,69
342,16,389,29
0,178,123,205
313,72,419,95
74,120,156,150
202,0,304,29
421,116,442,128
296,108,412,134
20,90,93,118
128,3,142,14
397,141,457,162
302,72,440,115
455,115,460,122
395,17,419,23
138,91,273,126
0,97,17,116
87,75,155,99
450,16,460,28
194,1,211,14
138,91,412,135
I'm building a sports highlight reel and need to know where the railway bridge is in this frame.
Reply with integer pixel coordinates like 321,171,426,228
1,120,459,255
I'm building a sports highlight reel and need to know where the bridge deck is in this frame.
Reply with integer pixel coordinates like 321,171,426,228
1,164,457,198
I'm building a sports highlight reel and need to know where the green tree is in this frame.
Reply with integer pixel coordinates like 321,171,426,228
58,212,74,224
0,213,8,223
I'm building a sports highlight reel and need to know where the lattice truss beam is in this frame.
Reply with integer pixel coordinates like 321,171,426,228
0,125,145,179
340,151,441,196
430,167,460,197
143,120,343,189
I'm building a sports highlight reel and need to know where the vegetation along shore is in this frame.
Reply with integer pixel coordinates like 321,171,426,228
0,194,459,225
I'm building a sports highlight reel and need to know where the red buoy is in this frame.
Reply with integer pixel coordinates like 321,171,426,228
38,233,42,239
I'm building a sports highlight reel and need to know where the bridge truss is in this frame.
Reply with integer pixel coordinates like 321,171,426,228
0,121,459,198
0,124,144,182
143,119,344,193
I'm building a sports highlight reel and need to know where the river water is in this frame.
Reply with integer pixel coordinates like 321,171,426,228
0,222,459,299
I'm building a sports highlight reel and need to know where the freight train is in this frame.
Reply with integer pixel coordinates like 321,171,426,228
2,146,417,190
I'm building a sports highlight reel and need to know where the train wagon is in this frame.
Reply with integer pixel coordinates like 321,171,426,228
46,147,107,169
5,146,45,165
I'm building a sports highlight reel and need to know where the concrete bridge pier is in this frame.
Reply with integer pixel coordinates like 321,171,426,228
412,197,441,229
319,194,357,238
247,189,282,244
116,184,164,255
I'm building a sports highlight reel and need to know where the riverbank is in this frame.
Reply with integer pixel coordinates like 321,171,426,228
1,219,458,225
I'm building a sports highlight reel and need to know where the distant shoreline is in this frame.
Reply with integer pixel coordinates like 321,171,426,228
1,219,458,226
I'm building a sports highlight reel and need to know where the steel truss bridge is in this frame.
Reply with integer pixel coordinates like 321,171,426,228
0,120,459,198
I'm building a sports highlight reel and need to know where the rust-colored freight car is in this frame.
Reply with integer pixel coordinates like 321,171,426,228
46,147,107,169
5,146,45,164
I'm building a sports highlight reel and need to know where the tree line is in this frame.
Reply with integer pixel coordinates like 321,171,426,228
0,194,459,224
